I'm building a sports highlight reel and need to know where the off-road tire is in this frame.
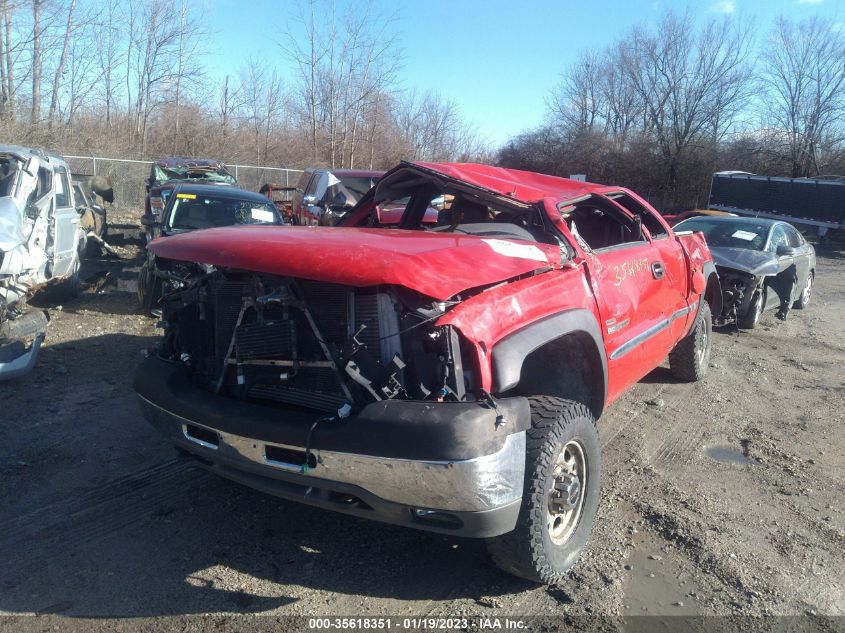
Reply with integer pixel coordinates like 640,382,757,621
793,272,812,310
487,396,601,584
739,289,763,329
669,301,711,382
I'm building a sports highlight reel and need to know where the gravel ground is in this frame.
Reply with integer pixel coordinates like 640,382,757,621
0,211,843,631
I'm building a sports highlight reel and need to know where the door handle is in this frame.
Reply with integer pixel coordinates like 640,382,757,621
651,262,665,279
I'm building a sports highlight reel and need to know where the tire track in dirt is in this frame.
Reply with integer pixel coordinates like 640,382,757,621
0,458,204,573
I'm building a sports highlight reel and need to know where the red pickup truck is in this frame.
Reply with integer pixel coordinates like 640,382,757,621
134,162,720,584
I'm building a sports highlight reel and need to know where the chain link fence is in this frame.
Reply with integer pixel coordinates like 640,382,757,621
64,155,303,212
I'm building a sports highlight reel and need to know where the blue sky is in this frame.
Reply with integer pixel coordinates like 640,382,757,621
205,0,843,147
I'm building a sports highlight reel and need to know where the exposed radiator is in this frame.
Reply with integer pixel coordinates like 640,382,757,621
204,276,401,412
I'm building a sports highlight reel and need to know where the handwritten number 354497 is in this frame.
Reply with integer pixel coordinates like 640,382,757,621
613,258,649,286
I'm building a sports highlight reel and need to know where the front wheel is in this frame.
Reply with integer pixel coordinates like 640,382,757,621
738,289,763,329
54,256,81,300
487,396,601,584
793,272,812,310
668,301,712,381
137,260,162,314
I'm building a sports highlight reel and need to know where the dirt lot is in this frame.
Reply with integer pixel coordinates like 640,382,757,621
1,211,843,631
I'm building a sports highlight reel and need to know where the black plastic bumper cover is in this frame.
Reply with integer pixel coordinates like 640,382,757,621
134,355,530,461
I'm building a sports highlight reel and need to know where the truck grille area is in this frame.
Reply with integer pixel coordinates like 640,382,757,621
167,274,402,412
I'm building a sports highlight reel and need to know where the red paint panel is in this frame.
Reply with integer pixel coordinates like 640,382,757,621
440,266,600,393
413,162,609,204
148,226,560,301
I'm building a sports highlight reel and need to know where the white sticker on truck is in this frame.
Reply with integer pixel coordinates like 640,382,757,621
251,208,275,222
482,238,548,262
732,230,758,241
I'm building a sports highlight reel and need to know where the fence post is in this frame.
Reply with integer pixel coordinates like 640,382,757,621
235,165,239,181
93,157,97,176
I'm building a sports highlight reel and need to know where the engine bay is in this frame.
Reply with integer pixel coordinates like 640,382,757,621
156,268,476,412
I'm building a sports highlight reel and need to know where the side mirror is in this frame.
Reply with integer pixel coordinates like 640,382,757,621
141,213,159,228
776,244,796,257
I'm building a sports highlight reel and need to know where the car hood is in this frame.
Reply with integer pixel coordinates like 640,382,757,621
148,226,559,300
710,246,779,276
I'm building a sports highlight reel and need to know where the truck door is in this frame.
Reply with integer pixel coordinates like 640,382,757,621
566,196,688,398
50,166,79,277
606,192,690,341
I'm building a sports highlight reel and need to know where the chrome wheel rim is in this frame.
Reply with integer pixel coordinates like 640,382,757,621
696,318,709,367
802,276,812,305
547,440,587,545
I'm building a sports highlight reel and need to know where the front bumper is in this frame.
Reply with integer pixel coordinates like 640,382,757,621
135,356,530,537
0,309,48,381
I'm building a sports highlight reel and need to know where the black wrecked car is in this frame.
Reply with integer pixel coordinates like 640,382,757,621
674,216,815,328
138,183,282,313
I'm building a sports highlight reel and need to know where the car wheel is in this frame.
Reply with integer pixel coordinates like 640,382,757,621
56,256,81,300
739,289,763,329
486,396,601,584
137,261,162,315
793,272,812,310
668,301,711,381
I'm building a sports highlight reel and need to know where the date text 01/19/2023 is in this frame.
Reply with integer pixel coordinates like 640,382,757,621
307,617,528,630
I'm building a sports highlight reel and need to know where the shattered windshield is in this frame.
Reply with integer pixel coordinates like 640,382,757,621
152,164,236,187
675,219,771,251
165,193,280,232
0,156,20,197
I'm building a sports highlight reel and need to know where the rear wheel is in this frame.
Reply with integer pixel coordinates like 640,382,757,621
669,301,711,381
487,396,601,584
793,272,812,310
739,289,763,329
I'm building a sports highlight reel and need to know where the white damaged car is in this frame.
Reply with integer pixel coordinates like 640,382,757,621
0,145,86,380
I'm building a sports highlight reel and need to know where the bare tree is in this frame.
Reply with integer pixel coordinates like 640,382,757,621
759,16,845,177
238,58,287,165
96,0,120,128
548,50,604,136
620,11,754,194
395,89,485,161
30,0,40,125
46,0,74,128
283,0,400,168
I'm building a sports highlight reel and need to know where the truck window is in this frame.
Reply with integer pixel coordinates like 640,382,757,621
561,198,646,251
295,170,311,195
606,192,667,239
34,166,52,201
54,168,71,208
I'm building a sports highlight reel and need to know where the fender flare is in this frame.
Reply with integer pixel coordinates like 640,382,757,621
701,260,722,319
491,309,608,407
